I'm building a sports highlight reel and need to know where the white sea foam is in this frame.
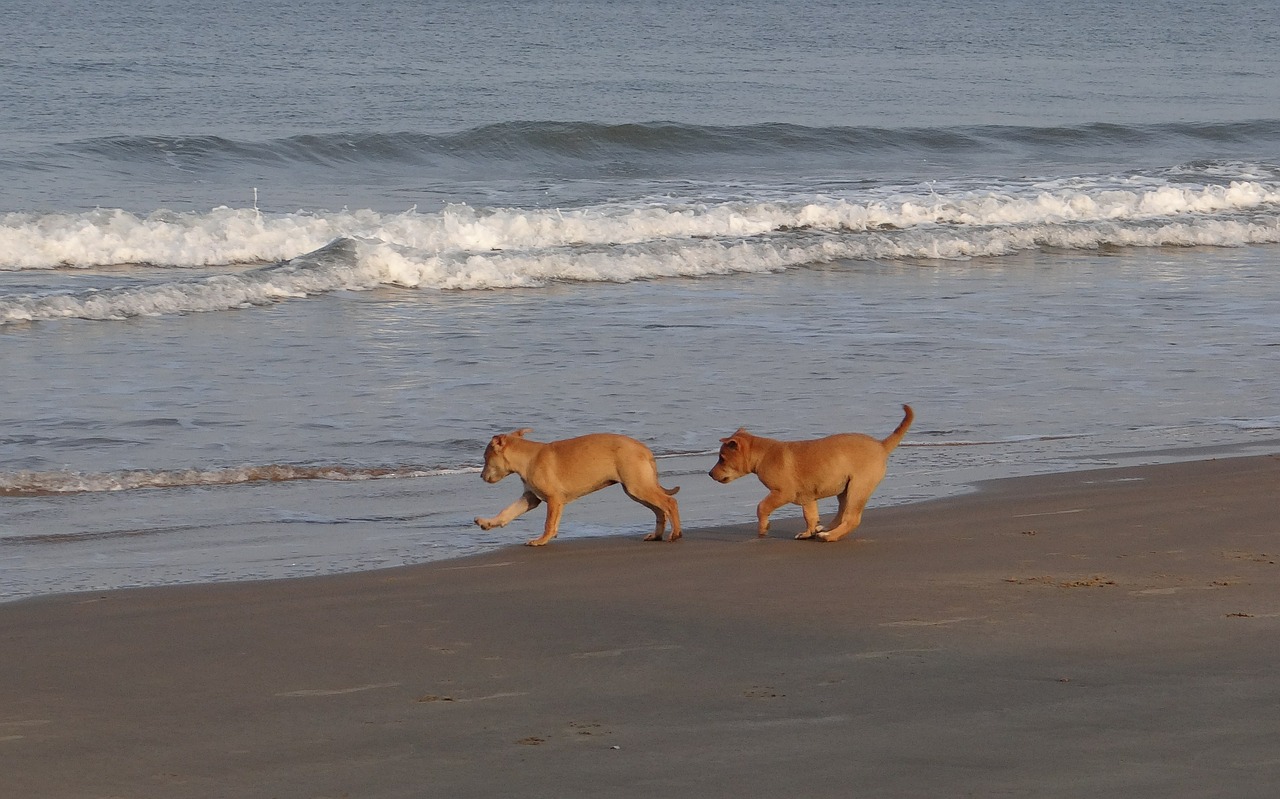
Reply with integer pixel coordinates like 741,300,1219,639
1216,416,1280,431
2,178,1278,323
3,179,1278,270
0,463,473,496
0,207,343,270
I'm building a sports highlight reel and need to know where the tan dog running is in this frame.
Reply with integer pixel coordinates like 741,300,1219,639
474,429,681,546
708,404,914,542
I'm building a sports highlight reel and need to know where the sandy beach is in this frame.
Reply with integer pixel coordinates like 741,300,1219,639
3,453,1279,798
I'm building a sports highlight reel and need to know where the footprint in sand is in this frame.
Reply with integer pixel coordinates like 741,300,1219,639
276,682,400,697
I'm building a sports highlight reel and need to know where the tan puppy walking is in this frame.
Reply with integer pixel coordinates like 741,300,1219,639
709,405,914,542
475,429,681,546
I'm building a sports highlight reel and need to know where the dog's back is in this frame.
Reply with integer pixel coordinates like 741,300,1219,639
536,433,661,489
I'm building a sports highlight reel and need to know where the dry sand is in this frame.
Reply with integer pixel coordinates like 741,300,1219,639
3,454,1279,798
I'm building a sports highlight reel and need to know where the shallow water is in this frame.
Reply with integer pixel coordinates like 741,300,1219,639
2,0,1278,600
5,244,1278,600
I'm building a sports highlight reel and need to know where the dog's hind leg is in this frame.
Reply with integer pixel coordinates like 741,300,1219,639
475,491,542,531
660,490,681,541
627,486,682,542
816,492,867,542
641,503,669,542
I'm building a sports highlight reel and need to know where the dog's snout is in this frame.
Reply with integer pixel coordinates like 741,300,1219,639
708,461,734,483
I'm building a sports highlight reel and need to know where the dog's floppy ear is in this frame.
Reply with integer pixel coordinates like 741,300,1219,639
719,436,738,448
490,428,531,452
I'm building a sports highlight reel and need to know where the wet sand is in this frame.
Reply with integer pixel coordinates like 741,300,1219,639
3,454,1279,798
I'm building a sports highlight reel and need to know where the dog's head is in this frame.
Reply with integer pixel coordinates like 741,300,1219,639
709,429,752,483
480,428,533,483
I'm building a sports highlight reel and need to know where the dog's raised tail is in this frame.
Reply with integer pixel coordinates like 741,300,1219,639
881,404,915,452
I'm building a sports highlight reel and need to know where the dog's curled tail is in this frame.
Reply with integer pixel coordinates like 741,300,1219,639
663,485,680,496
881,404,915,452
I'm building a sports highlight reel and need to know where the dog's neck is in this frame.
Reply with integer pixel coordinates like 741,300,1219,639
737,431,775,470
501,436,545,478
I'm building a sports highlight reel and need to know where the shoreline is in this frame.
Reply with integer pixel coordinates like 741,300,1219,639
6,439,1279,606
4,452,1280,797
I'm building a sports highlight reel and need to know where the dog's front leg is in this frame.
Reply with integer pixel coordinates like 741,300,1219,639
796,501,825,540
475,491,541,531
755,491,789,537
526,497,565,547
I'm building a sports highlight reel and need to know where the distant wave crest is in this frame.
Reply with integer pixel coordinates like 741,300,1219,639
45,119,1280,168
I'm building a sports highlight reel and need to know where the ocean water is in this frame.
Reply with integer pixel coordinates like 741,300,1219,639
2,0,1278,601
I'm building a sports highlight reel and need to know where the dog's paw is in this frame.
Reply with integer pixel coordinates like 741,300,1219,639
795,530,815,540
525,538,549,547
475,517,498,530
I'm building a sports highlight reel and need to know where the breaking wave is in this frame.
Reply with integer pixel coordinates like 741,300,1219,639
2,164,1278,324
